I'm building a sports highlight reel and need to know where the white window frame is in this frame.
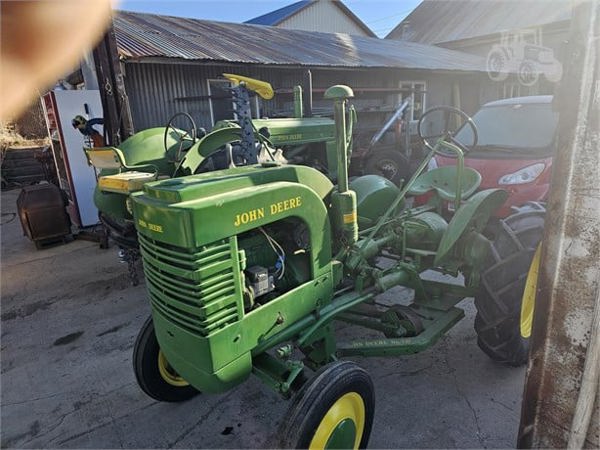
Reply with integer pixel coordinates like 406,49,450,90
207,79,261,126
398,80,427,121
207,79,234,127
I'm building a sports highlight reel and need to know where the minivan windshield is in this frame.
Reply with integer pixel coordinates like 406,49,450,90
454,103,558,153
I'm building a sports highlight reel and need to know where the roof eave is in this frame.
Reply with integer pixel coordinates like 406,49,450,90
118,54,486,73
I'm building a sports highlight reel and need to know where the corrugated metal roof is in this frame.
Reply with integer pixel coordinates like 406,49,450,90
113,11,486,72
245,1,312,26
387,0,572,44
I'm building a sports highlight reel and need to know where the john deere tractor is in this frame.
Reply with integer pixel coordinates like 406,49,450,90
86,74,343,280
125,84,540,448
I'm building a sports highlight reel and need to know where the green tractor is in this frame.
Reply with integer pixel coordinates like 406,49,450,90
128,84,538,448
87,74,416,259
86,74,342,280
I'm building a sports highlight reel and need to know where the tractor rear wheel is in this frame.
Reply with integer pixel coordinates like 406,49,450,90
133,316,199,402
474,203,545,366
279,361,375,449
364,149,410,186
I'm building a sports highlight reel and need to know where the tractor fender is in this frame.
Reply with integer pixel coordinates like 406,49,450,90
89,126,199,177
349,174,402,228
434,189,508,266
93,186,130,220
178,126,243,175
179,126,277,175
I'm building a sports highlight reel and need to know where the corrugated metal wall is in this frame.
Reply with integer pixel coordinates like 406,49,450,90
124,62,306,131
123,61,484,134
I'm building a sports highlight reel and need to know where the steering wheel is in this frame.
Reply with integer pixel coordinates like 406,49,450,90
163,112,197,158
417,106,478,153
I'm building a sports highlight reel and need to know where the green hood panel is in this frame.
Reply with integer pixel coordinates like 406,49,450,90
138,164,333,203
252,117,335,145
133,181,331,275
131,165,334,278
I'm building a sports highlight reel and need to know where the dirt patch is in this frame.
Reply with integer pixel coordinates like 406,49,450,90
0,420,40,448
96,322,130,337
53,331,84,346
80,274,132,295
1,296,59,321
221,426,234,436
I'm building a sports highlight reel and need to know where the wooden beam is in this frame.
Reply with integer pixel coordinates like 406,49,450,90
92,24,135,144
518,1,600,448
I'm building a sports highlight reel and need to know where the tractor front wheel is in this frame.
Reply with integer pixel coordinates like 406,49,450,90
474,204,545,366
279,361,375,449
133,316,199,402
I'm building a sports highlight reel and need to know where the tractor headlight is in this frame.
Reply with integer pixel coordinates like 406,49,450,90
498,163,545,185
126,197,133,215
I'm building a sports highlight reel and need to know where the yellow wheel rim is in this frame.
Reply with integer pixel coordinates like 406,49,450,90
309,392,365,450
521,244,542,338
158,350,189,387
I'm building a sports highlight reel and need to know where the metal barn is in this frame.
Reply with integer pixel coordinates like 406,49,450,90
108,11,493,139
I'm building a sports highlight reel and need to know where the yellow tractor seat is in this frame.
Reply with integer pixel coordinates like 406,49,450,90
408,166,482,202
98,171,158,194
85,147,158,195
85,148,126,169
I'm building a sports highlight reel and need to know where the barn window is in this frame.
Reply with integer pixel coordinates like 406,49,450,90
399,81,426,121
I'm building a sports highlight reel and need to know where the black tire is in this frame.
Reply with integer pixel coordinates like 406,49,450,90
279,361,375,449
474,203,545,366
133,316,199,402
364,149,410,186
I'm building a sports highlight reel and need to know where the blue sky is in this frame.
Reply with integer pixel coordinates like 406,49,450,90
116,1,422,38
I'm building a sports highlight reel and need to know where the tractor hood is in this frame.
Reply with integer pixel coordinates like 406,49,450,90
130,164,334,257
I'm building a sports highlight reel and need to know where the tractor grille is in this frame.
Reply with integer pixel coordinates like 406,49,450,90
138,234,240,337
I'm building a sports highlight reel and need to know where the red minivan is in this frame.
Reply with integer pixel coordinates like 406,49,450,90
431,95,558,217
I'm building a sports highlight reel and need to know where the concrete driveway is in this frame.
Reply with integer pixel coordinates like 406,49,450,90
1,188,525,448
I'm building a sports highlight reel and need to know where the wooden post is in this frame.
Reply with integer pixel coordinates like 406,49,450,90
92,23,134,145
517,1,600,448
